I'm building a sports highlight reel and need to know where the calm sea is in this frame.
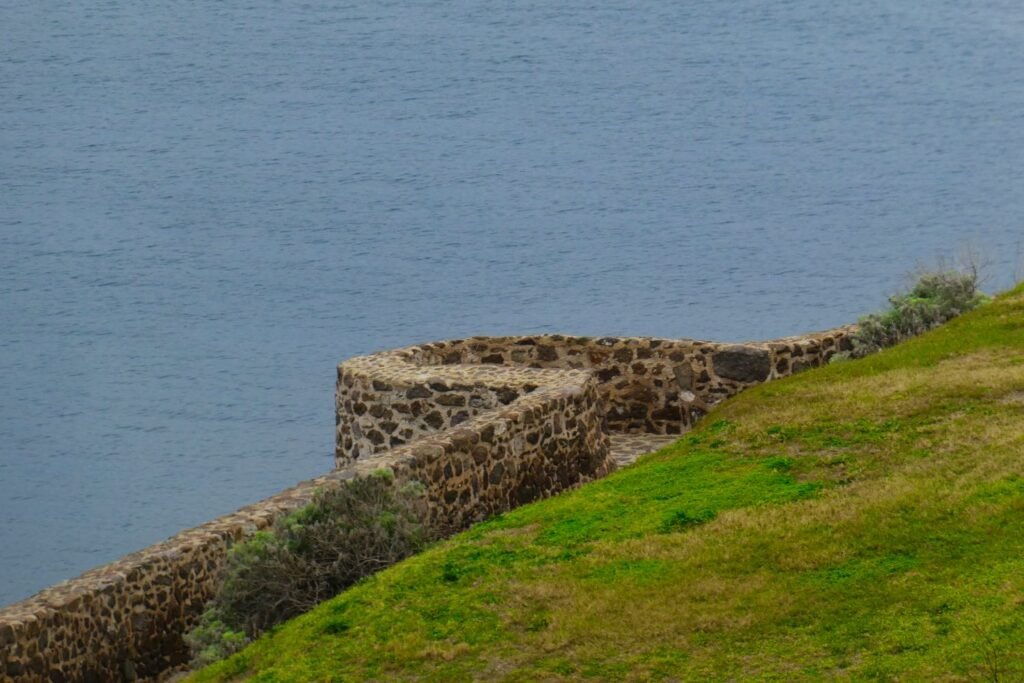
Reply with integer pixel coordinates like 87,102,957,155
1,0,1022,605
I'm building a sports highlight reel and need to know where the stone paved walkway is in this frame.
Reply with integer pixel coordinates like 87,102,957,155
607,433,681,467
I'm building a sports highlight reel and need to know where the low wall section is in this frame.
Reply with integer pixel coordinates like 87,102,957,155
336,329,854,463
1,367,610,682
2,325,852,682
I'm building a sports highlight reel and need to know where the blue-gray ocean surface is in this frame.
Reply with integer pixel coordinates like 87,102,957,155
1,0,1022,606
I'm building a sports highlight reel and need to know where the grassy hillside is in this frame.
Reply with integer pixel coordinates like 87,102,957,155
193,284,1024,682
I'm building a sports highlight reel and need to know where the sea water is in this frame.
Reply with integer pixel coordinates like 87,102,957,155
1,0,1022,605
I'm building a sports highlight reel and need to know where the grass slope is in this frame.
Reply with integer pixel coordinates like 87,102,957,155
193,285,1024,682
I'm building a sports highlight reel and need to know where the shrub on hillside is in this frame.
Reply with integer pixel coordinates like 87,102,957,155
185,472,434,665
841,269,987,359
183,610,249,669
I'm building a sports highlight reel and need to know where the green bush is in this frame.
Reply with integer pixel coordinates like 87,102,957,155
185,473,433,665
183,610,249,668
843,269,987,359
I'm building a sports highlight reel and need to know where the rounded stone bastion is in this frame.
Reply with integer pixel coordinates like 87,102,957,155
335,329,855,465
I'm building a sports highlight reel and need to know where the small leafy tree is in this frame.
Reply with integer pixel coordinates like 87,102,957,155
185,472,433,665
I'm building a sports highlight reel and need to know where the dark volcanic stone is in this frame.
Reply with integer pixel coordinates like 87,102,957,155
489,462,505,485
713,347,771,382
627,402,647,419
536,345,558,361
406,384,431,399
480,424,496,443
791,359,812,374
516,485,538,505
651,406,680,421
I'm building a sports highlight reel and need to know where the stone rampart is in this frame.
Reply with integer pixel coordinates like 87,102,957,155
2,325,851,682
336,329,854,463
1,363,610,682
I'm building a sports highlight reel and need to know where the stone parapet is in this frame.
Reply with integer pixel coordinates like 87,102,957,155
336,348,591,464
2,325,851,682
0,472,340,682
1,361,610,682
336,328,854,463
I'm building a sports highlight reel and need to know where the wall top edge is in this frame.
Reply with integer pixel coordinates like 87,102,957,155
338,326,859,368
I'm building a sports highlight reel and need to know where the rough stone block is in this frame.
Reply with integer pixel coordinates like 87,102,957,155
712,346,772,383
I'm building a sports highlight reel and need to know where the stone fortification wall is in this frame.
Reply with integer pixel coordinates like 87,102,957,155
1,368,609,682
336,328,854,463
2,324,851,683
336,347,594,464
0,475,334,683
357,375,612,530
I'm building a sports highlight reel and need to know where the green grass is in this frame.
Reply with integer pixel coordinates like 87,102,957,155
192,284,1024,682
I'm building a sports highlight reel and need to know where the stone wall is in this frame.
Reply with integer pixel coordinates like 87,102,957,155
0,474,328,683
1,325,851,682
336,328,854,463
1,367,610,682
